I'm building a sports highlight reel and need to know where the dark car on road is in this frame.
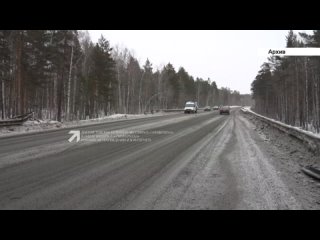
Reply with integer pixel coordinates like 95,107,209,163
220,106,230,115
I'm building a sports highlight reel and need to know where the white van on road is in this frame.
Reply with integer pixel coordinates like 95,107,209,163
184,101,198,114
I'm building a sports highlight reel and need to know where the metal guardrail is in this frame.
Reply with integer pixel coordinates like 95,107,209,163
0,112,34,127
301,166,320,181
161,108,206,112
162,109,184,112
241,108,320,153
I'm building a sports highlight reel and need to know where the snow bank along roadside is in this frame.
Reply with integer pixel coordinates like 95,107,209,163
241,107,320,153
0,112,173,138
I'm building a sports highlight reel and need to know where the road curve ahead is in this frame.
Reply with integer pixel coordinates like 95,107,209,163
0,108,313,209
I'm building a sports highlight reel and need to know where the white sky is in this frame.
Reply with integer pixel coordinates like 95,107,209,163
88,30,312,94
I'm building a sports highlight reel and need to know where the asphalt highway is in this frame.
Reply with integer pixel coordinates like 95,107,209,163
0,108,312,209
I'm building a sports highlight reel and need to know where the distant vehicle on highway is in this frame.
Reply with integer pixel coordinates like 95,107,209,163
184,101,198,114
204,106,211,111
220,106,230,115
213,106,219,110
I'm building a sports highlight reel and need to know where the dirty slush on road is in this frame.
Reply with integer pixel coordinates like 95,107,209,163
115,110,320,210
0,109,319,210
173,110,320,210
242,113,320,209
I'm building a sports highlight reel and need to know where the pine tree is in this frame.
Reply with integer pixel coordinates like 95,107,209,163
0,30,11,119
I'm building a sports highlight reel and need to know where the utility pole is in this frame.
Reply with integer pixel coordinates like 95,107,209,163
66,35,74,121
305,57,309,130
138,71,145,114
197,81,200,105
1,66,5,119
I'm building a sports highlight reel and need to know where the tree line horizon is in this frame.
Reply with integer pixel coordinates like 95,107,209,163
0,30,252,122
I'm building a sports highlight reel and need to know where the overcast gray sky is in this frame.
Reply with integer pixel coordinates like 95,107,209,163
88,30,311,94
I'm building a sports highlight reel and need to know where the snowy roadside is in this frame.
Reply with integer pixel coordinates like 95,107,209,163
238,112,320,209
242,106,320,167
240,109,320,208
241,107,320,153
241,106,320,139
0,112,175,138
